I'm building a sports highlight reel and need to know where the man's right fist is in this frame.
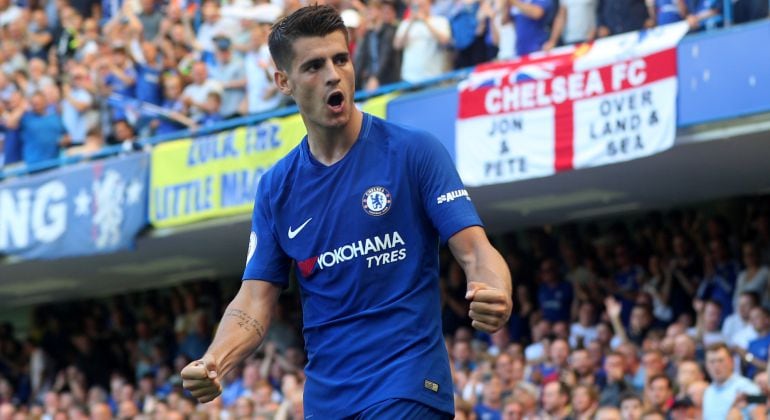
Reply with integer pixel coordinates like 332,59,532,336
181,354,222,403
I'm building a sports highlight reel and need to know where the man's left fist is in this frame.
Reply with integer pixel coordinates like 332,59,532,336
465,281,512,333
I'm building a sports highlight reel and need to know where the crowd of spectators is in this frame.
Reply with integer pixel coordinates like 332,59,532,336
0,280,308,419
1,195,770,419
1,0,768,169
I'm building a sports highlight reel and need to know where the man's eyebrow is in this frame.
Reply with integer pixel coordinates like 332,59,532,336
300,57,325,70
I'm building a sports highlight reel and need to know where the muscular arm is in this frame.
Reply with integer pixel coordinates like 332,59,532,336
448,226,512,333
183,280,281,403
206,280,281,375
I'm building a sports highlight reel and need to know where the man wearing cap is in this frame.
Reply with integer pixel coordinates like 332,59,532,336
207,35,246,118
197,0,240,60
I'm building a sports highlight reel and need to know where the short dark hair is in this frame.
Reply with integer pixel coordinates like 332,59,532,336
751,305,770,318
551,380,571,398
620,392,642,405
704,299,722,311
268,5,348,71
647,373,672,389
705,342,731,356
741,291,761,306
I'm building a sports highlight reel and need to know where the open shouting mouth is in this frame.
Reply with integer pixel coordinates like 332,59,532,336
327,91,344,113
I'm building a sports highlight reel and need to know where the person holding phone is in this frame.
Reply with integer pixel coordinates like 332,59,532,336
393,0,453,83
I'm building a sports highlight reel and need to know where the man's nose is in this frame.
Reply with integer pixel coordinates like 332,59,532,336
324,61,341,86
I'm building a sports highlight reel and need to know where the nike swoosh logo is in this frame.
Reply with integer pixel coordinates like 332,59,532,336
288,218,312,239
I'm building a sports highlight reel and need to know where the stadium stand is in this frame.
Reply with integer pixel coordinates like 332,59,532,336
1,196,770,418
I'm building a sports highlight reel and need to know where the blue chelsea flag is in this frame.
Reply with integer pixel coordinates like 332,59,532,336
0,153,149,260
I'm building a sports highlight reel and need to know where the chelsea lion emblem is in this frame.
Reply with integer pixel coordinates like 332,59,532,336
362,186,392,216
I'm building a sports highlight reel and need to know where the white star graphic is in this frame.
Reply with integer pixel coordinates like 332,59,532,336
126,179,143,205
74,189,91,216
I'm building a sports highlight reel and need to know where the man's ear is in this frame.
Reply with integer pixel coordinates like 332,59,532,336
274,70,292,96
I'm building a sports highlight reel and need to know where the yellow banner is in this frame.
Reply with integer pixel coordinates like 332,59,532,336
149,95,397,228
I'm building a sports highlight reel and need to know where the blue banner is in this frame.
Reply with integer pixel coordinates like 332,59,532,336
0,153,148,260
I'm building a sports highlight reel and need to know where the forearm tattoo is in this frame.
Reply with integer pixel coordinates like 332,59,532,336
224,309,265,338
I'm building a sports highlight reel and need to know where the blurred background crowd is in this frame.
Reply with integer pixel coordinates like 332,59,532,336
0,0,768,169
1,194,770,419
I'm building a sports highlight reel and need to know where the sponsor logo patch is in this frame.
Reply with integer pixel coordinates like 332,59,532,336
424,379,439,393
296,231,407,277
437,189,470,205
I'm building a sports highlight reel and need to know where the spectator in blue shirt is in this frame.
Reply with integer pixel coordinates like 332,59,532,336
221,362,260,407
740,306,770,379
474,374,503,420
697,252,735,318
685,0,722,30
151,73,196,136
537,258,573,323
132,41,163,106
127,40,164,135
100,45,137,121
506,0,553,57
103,45,137,98
654,0,687,25
711,238,739,303
196,92,224,128
19,92,67,165
0,90,26,166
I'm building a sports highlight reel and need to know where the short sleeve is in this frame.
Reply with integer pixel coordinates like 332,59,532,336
410,132,482,243
242,175,291,286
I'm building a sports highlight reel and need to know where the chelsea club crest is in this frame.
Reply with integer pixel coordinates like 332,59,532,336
362,186,392,216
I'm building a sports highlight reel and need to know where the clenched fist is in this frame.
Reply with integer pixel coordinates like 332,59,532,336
181,354,222,403
465,281,512,333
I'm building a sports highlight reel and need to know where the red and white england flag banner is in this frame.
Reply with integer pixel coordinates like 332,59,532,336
456,22,689,187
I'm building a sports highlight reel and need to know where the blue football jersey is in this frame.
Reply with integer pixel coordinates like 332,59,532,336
243,113,482,418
